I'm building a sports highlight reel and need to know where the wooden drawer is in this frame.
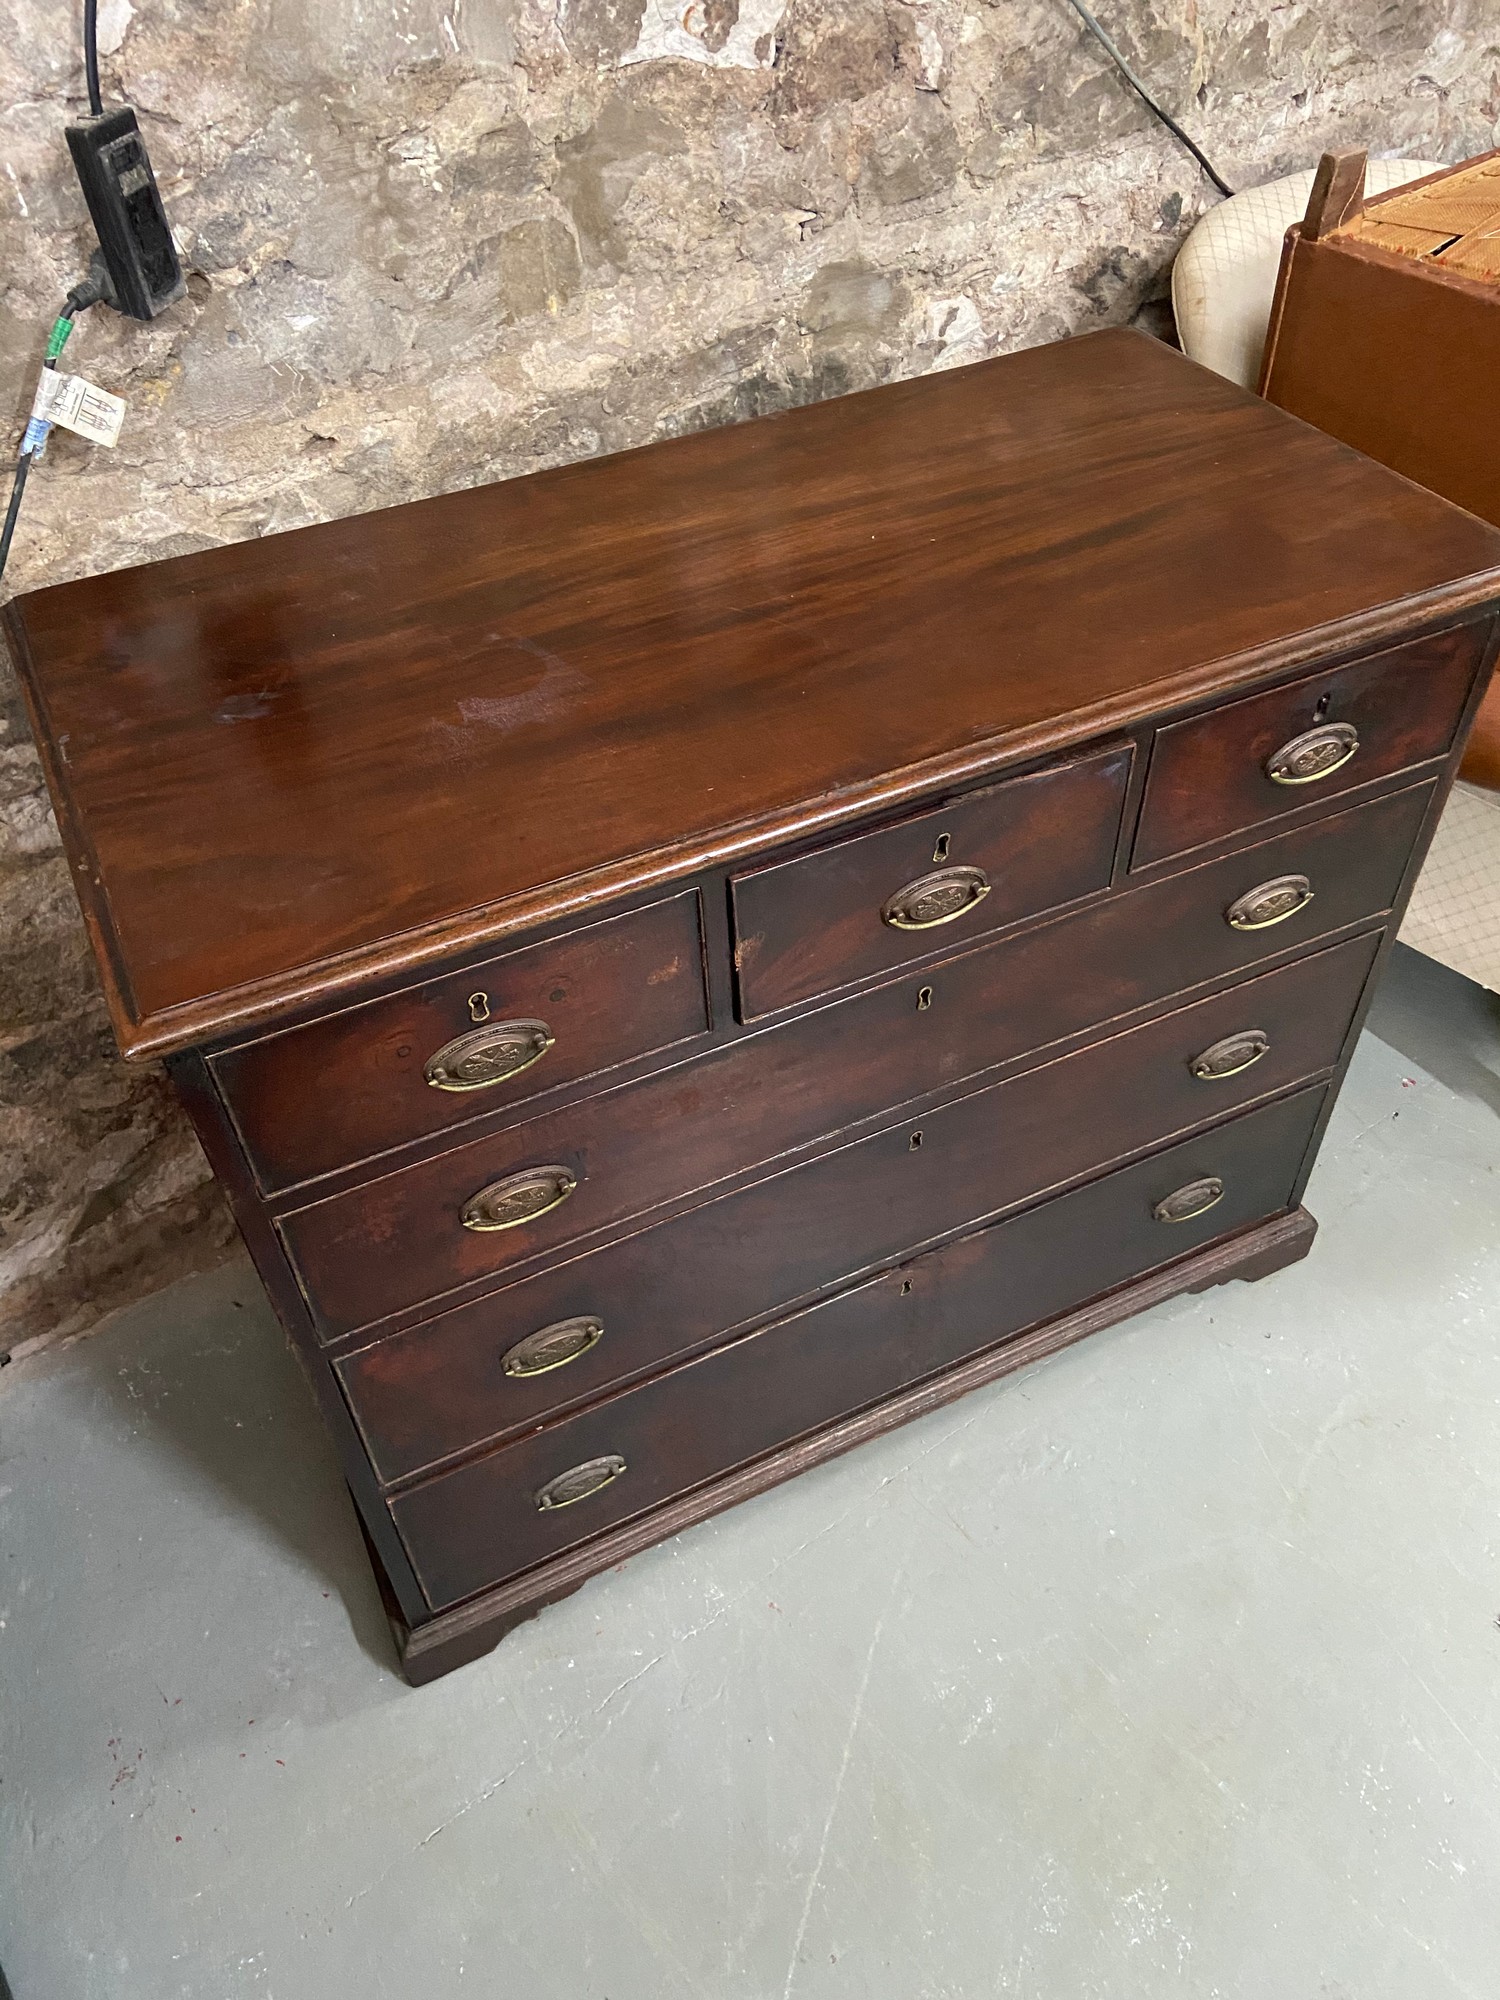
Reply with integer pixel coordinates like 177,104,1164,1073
286,781,1429,1341
389,1083,1328,1609
339,934,1376,1483
730,741,1132,1019
211,892,709,1192
1132,621,1486,870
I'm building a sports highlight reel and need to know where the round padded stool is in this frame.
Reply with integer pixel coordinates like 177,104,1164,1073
1171,159,1444,388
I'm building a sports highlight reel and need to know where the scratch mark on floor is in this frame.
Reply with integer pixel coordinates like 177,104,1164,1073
780,1568,901,1998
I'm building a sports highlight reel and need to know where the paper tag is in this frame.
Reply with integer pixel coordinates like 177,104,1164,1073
29,370,126,448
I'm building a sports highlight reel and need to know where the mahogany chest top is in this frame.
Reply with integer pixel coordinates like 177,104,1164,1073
8,328,1500,1060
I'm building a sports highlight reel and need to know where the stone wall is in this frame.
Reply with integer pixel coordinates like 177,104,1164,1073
1,0,1497,1362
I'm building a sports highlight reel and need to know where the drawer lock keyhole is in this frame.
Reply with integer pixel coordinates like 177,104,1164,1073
468,991,491,1024
917,985,934,1012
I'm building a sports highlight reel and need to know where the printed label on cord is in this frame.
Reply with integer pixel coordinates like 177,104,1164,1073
29,371,126,448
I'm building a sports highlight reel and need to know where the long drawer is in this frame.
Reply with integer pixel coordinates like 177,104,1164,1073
389,1084,1329,1610
284,782,1428,1339
340,932,1377,1483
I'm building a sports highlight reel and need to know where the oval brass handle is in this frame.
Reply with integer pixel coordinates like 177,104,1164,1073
1225,873,1313,931
461,1164,576,1233
535,1453,626,1512
425,1018,554,1093
1153,1176,1225,1225
501,1314,604,1379
881,865,991,932
1266,721,1359,786
1189,1029,1270,1081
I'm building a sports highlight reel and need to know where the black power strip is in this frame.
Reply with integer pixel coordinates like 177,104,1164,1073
66,107,184,321
0,1,186,583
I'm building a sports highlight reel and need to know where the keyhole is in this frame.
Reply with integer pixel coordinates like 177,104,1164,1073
909,1129,923,1151
933,832,951,864
916,985,934,1012
1313,692,1332,723
900,1279,913,1296
468,991,491,1024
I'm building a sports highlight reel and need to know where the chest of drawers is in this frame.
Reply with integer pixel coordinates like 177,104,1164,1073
8,329,1499,1684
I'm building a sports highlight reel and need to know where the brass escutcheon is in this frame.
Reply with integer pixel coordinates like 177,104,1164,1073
1266,721,1359,786
461,1164,576,1232
1153,1176,1225,1225
1225,873,1313,931
501,1314,604,1379
1189,1028,1271,1081
882,864,991,931
424,1018,554,1093
534,1453,627,1511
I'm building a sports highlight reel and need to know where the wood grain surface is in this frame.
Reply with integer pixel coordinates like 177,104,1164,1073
339,934,1379,1485
9,328,1500,1056
389,1084,1330,1611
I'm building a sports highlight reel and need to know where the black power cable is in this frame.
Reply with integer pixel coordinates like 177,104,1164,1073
1061,0,1234,199
0,277,104,585
83,0,103,116
0,456,33,585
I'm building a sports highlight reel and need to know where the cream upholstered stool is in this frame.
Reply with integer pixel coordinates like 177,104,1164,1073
1171,159,1443,388
1173,161,1500,994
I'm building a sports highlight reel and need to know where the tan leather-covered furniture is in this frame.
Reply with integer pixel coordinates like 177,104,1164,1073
1260,150,1500,792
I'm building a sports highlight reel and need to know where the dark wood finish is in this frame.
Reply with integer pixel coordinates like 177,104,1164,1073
730,740,1130,1019
11,332,1500,1681
211,890,709,1192
390,1085,1328,1610
284,775,1423,1342
371,1208,1323,1686
278,775,1434,1341
388,1201,1320,1681
339,932,1379,1484
281,766,1425,1246
9,330,1500,1059
1132,622,1485,869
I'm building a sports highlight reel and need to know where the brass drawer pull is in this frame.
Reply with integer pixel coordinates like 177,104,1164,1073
535,1453,627,1512
501,1314,604,1378
1190,1029,1270,1081
1266,721,1359,786
1153,1176,1225,1225
461,1164,576,1232
1226,873,1313,931
881,865,991,931
425,1018,554,1093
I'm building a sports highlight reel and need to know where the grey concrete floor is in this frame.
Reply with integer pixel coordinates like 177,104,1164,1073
2,943,1498,2000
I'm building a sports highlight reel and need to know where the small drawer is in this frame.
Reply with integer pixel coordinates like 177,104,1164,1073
388,1083,1328,1610
1132,620,1488,871
730,740,1133,1019
211,891,709,1191
339,933,1377,1484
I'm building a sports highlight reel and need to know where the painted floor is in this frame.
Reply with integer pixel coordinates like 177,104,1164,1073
2,943,1498,2000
